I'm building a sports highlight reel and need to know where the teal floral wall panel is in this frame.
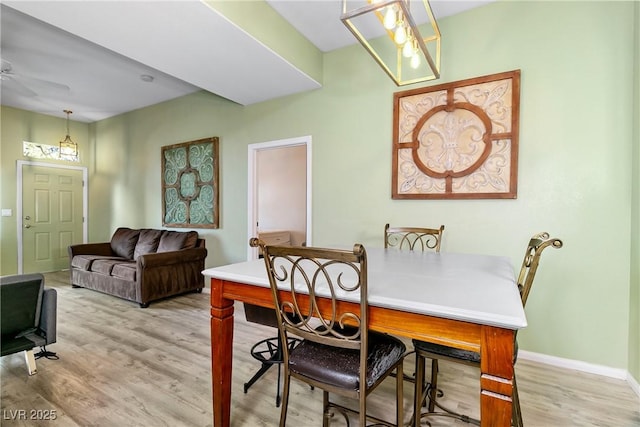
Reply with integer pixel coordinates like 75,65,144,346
161,137,219,228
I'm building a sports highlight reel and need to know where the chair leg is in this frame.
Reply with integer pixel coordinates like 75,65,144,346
279,371,291,427
24,349,37,375
512,375,523,427
413,353,425,427
275,362,282,407
428,359,438,412
414,356,481,426
359,389,366,427
396,362,404,427
322,391,330,427
244,336,284,406
244,362,273,393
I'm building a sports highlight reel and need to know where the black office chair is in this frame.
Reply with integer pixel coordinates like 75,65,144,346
1,273,57,375
251,238,406,427
411,232,563,427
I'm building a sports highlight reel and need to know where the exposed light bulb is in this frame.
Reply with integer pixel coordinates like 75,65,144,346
383,7,396,30
402,37,414,58
394,24,407,45
410,53,421,69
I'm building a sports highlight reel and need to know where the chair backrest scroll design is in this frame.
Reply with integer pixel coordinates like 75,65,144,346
384,224,445,252
517,232,563,307
250,238,368,372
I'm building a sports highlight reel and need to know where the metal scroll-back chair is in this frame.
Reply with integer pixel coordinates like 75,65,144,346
243,240,304,407
250,238,407,427
411,232,563,427
384,223,445,385
384,224,445,252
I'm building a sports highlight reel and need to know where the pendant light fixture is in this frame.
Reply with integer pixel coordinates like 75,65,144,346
341,0,441,86
59,109,78,158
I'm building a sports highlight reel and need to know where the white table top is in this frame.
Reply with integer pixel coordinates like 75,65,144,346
203,247,527,330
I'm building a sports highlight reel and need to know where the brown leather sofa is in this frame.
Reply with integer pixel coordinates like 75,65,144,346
68,227,207,307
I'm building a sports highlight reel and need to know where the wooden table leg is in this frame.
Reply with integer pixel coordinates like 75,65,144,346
211,278,235,427
479,326,515,427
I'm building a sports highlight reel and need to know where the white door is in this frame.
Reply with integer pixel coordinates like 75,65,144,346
20,163,85,273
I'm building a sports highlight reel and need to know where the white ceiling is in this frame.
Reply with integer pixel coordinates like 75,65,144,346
0,0,492,123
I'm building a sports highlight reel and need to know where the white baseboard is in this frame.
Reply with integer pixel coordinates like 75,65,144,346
628,371,640,398
519,350,640,398
519,350,627,379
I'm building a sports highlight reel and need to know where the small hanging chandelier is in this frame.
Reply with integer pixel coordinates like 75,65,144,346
59,109,78,158
341,0,441,86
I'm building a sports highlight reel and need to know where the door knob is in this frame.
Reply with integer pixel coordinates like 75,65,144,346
24,216,31,220
24,224,31,228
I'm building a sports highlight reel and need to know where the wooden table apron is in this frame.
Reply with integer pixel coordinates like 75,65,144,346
209,277,516,427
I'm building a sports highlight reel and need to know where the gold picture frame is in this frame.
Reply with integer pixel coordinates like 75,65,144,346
161,137,219,228
392,70,520,199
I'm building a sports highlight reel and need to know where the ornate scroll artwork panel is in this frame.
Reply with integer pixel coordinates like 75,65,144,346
162,137,219,228
393,70,520,199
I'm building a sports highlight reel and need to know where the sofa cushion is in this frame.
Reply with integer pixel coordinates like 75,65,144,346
157,230,198,253
110,228,141,259
91,259,128,275
111,263,137,281
134,229,163,259
72,255,126,271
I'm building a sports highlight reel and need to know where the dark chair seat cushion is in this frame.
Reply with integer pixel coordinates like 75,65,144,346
1,336,35,356
244,304,301,328
413,338,519,364
413,339,480,364
289,331,405,390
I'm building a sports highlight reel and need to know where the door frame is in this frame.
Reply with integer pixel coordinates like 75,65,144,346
17,160,88,273
247,135,312,261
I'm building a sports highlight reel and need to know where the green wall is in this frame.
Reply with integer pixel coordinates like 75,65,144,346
0,106,91,274
1,1,638,379
630,0,640,383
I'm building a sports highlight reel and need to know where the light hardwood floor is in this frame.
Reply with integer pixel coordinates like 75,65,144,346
1,271,638,426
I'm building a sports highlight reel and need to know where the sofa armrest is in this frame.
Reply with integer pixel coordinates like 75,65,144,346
68,242,113,258
138,247,208,268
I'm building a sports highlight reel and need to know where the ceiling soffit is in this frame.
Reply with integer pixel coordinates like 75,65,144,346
4,1,322,107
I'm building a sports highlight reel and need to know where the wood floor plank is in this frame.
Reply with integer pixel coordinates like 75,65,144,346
1,271,638,426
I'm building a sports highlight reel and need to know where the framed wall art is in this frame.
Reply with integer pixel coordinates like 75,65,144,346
162,137,219,228
392,70,520,199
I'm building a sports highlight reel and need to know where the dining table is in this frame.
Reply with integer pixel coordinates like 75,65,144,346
203,246,526,427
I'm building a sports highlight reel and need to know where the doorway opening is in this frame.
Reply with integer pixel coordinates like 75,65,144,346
247,136,312,261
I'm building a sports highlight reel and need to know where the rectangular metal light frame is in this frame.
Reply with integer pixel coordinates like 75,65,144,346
341,0,441,85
